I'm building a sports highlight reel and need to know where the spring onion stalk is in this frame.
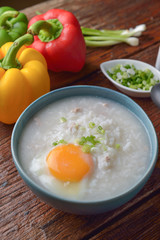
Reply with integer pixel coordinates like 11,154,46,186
121,24,146,37
85,39,122,47
81,24,146,47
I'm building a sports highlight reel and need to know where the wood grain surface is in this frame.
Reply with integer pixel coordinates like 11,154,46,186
1,0,160,239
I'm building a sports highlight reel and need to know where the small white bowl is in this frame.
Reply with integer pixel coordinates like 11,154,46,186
100,59,160,98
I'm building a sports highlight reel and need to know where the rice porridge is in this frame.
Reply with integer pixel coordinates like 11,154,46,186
18,96,150,201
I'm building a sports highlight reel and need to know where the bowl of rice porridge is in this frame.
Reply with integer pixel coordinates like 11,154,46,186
11,85,158,214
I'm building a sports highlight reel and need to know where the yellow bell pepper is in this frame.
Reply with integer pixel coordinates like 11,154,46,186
0,34,50,124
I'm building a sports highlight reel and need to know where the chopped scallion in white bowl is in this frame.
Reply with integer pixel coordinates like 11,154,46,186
100,59,160,98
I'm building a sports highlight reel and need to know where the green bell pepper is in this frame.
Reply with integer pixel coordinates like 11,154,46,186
0,6,28,46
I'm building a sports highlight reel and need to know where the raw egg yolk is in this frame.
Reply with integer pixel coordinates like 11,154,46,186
46,144,93,182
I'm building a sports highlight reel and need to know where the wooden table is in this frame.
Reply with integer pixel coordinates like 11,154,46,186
1,0,160,239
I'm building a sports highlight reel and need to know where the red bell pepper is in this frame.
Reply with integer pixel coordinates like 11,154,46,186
28,9,86,72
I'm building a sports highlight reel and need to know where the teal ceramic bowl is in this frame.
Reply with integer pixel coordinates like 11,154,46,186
11,86,158,215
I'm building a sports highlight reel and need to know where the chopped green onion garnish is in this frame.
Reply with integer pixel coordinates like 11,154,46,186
89,122,95,128
115,143,120,149
60,117,67,123
107,64,160,91
82,144,92,153
78,136,86,145
52,139,67,146
59,139,67,144
97,125,105,135
78,135,100,147
52,141,58,146
86,135,100,144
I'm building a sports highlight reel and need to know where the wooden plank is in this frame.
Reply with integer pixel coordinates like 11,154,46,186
1,168,160,239
89,191,160,240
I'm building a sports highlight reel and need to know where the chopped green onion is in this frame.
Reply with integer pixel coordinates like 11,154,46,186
107,64,160,91
59,139,67,144
86,135,100,145
97,126,105,135
52,139,67,146
86,135,100,144
78,135,100,147
89,122,95,128
115,143,120,149
60,117,67,123
52,141,58,146
82,144,93,153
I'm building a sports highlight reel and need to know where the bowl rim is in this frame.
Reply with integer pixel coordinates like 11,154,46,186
11,85,158,205
100,59,160,94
